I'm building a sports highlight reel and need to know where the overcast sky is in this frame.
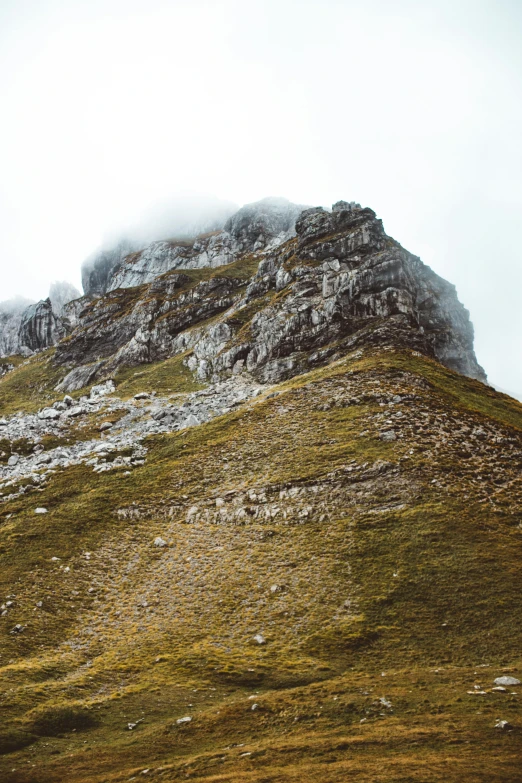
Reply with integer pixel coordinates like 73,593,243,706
0,0,521,394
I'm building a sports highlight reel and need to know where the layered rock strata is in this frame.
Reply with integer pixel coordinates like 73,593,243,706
53,200,486,391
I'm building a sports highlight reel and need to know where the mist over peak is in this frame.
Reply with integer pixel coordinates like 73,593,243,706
48,281,81,314
101,193,238,250
0,296,35,316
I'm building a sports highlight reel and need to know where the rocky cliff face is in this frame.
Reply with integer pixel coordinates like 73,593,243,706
0,298,35,357
83,197,309,296
18,299,67,353
0,287,80,359
81,239,139,297
53,199,485,391
48,281,81,315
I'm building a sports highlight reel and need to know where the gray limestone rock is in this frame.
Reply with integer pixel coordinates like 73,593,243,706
494,676,520,687
48,281,81,315
224,196,308,252
17,197,485,393
82,239,139,297
81,198,308,296
38,408,61,420
18,299,67,353
0,297,35,357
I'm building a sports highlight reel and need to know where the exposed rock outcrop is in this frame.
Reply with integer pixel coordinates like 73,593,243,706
0,284,80,358
83,198,309,295
223,196,308,253
48,280,81,314
0,297,35,357
54,200,486,391
81,239,139,298
18,299,67,352
185,204,485,383
105,236,235,292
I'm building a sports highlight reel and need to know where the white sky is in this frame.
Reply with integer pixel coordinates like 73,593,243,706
0,0,521,394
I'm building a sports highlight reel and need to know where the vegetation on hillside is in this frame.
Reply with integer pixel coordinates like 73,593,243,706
0,347,521,781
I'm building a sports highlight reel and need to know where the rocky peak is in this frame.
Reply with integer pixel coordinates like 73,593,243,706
52,198,486,392
81,239,140,298
81,198,310,296
295,204,382,252
48,280,81,315
223,197,309,252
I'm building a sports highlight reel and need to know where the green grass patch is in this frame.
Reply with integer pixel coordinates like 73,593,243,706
0,351,66,416
24,703,98,736
0,728,36,755
113,351,204,398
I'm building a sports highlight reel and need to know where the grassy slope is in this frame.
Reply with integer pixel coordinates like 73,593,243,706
113,353,204,399
0,254,262,418
0,348,521,782
0,352,67,417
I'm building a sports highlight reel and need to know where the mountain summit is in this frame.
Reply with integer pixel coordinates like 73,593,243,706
0,198,520,783
10,197,485,393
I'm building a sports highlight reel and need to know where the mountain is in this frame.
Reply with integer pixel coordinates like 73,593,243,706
0,199,521,783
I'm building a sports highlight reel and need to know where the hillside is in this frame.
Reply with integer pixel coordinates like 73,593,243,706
0,200,521,782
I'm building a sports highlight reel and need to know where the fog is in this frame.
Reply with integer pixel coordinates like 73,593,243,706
102,194,238,249
0,297,35,316
0,0,521,395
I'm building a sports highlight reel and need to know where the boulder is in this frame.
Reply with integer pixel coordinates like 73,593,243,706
38,408,61,420
494,676,520,687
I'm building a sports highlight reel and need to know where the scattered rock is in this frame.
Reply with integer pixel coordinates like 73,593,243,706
379,430,397,442
153,537,167,547
494,676,520,687
176,716,192,725
100,421,113,431
180,414,200,429
68,406,86,417
10,624,24,634
253,634,266,645
495,719,513,730
35,508,48,514
91,380,116,397
38,408,61,420
134,392,150,400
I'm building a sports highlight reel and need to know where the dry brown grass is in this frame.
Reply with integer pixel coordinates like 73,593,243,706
0,349,521,782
